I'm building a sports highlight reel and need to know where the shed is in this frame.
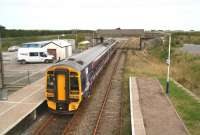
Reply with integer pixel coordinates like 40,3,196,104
66,39,75,50
42,40,72,60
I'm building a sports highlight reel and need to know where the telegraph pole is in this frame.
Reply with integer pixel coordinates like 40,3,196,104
166,34,171,95
75,29,78,46
92,31,95,47
0,33,7,100
139,36,142,50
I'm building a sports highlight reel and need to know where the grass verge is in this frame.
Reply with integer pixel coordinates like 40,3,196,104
122,37,200,135
121,53,131,135
159,78,200,135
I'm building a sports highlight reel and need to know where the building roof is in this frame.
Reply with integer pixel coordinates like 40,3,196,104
50,40,72,47
23,41,49,48
97,29,144,37
23,39,72,48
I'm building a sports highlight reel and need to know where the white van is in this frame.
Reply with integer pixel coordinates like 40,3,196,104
17,48,54,64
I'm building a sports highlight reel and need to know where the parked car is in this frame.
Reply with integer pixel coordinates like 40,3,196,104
8,46,20,52
17,48,54,64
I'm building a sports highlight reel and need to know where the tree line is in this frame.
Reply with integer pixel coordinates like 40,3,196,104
0,27,93,38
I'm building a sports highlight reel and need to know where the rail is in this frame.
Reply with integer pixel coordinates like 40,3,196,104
34,114,54,135
92,49,122,135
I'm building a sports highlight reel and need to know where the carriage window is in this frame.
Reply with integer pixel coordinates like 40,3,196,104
70,77,79,90
30,52,38,56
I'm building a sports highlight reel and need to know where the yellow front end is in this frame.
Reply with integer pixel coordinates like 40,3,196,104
45,66,82,113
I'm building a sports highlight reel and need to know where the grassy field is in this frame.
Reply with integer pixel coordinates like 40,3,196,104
148,33,200,134
149,36,200,97
1,34,85,51
172,32,200,47
122,37,200,135
170,32,200,96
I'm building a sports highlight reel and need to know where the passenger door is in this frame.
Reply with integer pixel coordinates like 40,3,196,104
54,69,69,101
85,67,90,91
57,74,66,101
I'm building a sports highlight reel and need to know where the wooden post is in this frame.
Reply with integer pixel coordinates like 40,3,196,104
139,36,142,50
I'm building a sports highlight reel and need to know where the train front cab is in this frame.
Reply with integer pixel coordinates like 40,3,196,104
45,66,82,114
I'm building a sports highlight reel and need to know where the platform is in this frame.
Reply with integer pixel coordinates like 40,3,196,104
0,78,45,134
129,77,189,135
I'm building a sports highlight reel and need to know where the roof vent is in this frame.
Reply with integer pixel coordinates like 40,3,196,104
76,60,84,65
103,42,109,46
68,58,75,61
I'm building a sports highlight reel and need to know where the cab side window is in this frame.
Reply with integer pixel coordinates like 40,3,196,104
29,52,38,56
39,52,47,57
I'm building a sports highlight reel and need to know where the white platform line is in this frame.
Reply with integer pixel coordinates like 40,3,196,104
129,77,136,135
129,77,146,135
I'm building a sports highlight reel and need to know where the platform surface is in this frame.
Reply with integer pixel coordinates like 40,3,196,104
136,77,188,135
0,78,45,134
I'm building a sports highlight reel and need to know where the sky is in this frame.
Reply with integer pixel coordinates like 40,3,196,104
0,0,199,30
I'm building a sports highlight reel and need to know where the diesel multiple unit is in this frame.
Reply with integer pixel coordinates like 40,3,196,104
45,40,118,114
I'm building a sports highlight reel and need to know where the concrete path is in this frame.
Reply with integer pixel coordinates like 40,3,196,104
136,77,188,135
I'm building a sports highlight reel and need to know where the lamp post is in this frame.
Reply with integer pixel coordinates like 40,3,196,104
166,34,171,95
57,34,65,40
75,29,78,46
0,33,7,100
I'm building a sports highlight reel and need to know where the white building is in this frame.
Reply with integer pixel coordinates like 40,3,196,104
22,40,72,60
66,39,75,50
42,40,72,60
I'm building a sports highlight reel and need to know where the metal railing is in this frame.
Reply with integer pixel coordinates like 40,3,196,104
0,69,46,93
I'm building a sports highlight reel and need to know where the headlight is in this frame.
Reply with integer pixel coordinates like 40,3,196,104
47,92,54,97
50,81,54,86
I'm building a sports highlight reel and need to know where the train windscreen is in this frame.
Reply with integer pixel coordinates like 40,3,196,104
47,72,54,89
70,77,79,90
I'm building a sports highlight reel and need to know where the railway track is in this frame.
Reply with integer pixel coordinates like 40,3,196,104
92,47,125,135
34,114,54,135
33,113,72,135
62,41,127,135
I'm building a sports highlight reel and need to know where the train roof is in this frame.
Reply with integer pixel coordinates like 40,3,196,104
51,40,117,71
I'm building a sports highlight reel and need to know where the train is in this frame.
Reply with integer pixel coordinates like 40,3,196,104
45,40,119,114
